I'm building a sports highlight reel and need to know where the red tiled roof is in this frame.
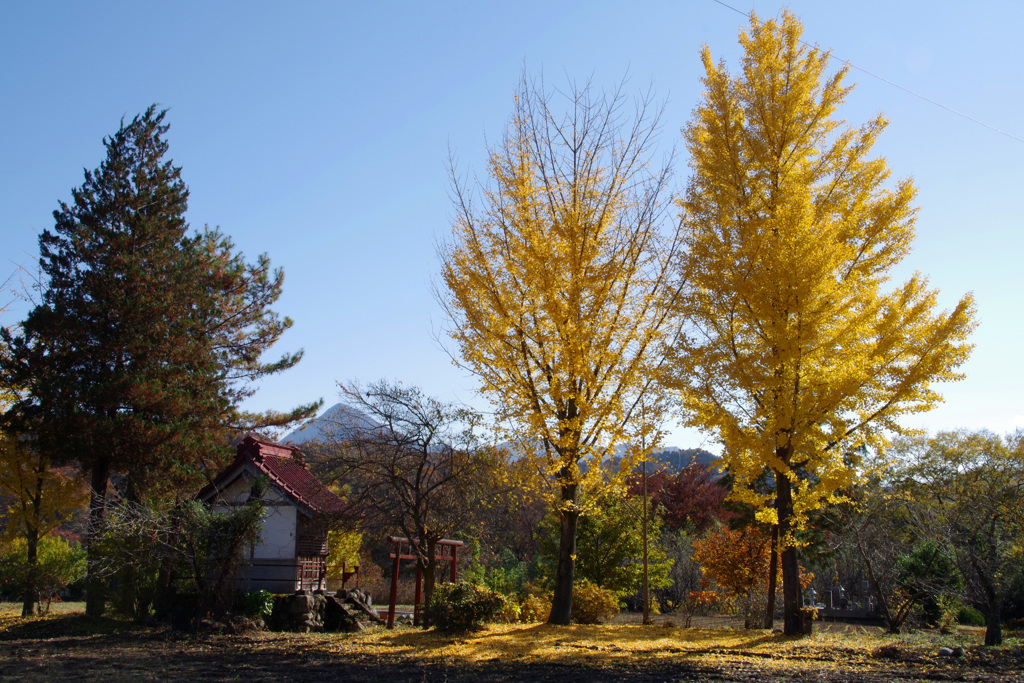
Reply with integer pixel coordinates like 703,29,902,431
199,436,350,518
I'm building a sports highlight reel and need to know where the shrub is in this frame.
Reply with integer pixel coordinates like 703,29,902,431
537,491,673,599
518,592,551,623
624,593,663,615
957,605,986,626
937,595,959,634
678,589,719,628
94,492,264,623
90,502,171,621
494,598,522,624
425,581,507,631
240,589,275,619
571,579,620,624
0,535,86,610
484,551,531,597
107,559,162,622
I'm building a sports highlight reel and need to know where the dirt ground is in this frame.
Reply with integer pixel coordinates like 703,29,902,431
1,607,1021,682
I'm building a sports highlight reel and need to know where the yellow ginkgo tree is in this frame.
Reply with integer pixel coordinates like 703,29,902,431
437,75,681,624
0,433,86,617
0,322,86,617
668,11,976,635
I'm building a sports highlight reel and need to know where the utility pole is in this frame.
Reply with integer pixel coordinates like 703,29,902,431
642,455,651,625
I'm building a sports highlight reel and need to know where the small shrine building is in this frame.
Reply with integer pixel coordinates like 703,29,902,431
196,436,349,592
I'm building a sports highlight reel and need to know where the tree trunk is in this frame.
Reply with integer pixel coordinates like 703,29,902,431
780,546,803,635
984,602,1002,646
21,525,39,618
152,551,176,621
548,478,579,625
979,560,1003,647
21,466,45,618
968,538,1003,646
85,458,110,618
775,469,806,636
763,524,778,629
421,538,438,628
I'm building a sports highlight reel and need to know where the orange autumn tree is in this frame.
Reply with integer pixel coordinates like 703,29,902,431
437,76,680,625
693,525,781,628
668,11,976,635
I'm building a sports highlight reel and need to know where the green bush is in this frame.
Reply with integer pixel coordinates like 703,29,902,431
957,605,986,626
425,581,507,631
571,579,620,624
0,535,86,608
484,550,531,596
94,486,264,623
537,491,672,599
240,589,275,619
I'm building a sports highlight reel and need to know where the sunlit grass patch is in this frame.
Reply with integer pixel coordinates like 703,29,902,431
300,621,1024,680
303,622,892,675
0,600,85,617
0,601,87,633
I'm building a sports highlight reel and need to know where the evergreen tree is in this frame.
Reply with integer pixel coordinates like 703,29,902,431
1,106,315,616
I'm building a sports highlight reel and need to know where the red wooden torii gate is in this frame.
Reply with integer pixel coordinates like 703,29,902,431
386,536,464,628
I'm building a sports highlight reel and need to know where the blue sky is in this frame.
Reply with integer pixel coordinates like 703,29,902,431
2,1,1021,450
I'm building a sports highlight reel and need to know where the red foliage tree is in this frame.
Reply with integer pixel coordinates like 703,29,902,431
628,464,730,533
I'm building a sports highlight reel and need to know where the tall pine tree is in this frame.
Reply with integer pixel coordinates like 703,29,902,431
1,106,316,615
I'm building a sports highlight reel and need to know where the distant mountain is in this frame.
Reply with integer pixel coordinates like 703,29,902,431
650,447,720,473
284,409,719,474
281,403,377,446
596,444,722,476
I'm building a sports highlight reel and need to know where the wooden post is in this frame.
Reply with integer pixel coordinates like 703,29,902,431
642,457,651,625
414,563,424,626
386,536,463,629
387,543,401,629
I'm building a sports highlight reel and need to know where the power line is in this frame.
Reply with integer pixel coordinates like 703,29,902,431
710,0,1024,145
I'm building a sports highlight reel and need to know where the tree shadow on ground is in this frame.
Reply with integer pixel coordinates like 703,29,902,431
0,612,144,641
4,615,1024,682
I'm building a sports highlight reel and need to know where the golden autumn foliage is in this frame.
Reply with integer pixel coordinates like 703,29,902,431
0,435,84,543
437,76,679,623
668,11,976,635
0,433,86,616
438,77,678,480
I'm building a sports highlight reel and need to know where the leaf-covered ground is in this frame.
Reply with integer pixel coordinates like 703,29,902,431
1,605,1021,682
